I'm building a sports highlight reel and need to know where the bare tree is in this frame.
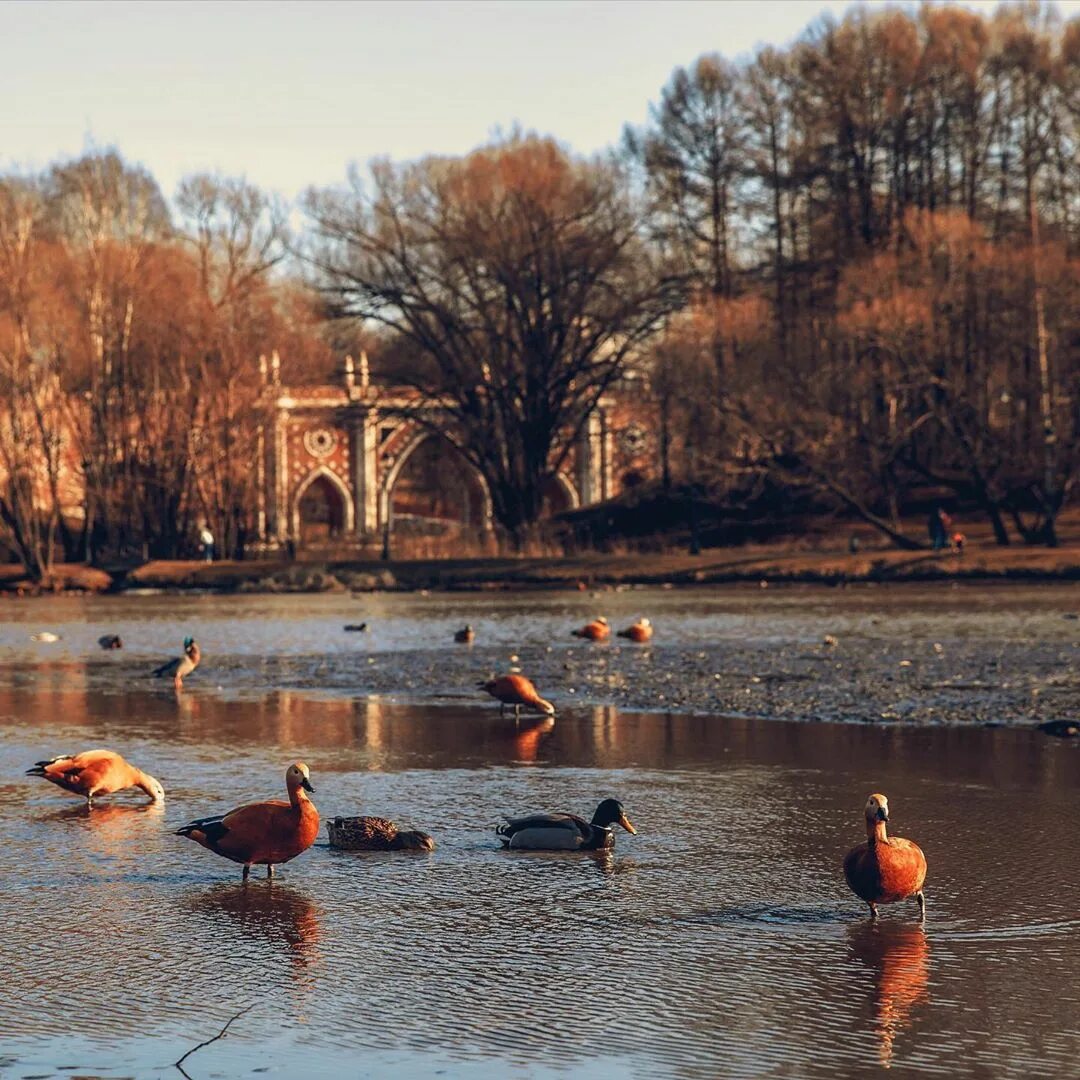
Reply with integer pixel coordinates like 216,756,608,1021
306,135,683,544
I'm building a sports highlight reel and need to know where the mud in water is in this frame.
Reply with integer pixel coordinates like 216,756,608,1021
1,677,1078,1077
1,582,1080,724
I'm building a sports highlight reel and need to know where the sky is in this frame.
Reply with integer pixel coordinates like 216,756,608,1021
1,0,1068,203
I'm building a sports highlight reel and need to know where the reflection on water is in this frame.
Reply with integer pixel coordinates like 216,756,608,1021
0,687,1078,1077
849,921,930,1068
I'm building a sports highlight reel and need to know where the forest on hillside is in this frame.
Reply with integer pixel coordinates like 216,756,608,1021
1,3,1078,574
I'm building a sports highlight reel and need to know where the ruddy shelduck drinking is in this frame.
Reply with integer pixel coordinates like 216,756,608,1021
27,749,165,806
153,636,200,690
478,674,555,718
176,762,320,880
843,793,927,920
571,617,610,642
616,618,653,643
497,798,637,851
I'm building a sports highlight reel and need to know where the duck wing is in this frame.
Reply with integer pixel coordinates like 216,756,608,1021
153,657,180,678
497,813,591,850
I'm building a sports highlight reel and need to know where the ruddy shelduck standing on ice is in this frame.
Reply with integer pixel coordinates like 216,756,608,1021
571,617,610,642
478,674,555,718
176,762,320,880
27,749,165,806
844,793,927,920
616,618,653,643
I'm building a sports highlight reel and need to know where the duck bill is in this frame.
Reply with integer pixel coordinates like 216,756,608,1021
302,778,315,793
618,813,637,835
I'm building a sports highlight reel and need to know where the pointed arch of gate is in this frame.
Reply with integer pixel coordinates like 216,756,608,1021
379,430,493,531
292,465,355,539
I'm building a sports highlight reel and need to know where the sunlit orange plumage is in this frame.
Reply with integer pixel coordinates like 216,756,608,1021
177,762,320,880
843,793,927,919
616,618,653,643
478,674,555,716
27,749,165,806
572,617,610,641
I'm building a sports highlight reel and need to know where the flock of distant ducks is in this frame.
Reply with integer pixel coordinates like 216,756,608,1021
21,606,1076,916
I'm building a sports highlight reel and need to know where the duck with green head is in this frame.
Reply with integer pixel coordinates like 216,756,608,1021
497,798,637,851
153,636,200,690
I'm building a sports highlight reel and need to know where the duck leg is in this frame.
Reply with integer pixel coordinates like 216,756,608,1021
267,864,274,879
869,902,878,920
242,863,251,881
915,891,926,921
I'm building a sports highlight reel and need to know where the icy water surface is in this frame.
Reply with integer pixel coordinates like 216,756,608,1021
2,582,1080,722
1,688,1078,1078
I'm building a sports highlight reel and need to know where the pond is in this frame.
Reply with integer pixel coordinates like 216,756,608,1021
0,586,1077,1077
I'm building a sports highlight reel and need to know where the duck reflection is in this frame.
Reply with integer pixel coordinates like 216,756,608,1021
848,920,930,1068
512,717,556,763
42,800,165,855
188,882,322,973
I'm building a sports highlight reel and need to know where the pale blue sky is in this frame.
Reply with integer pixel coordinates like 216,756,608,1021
2,0,1064,201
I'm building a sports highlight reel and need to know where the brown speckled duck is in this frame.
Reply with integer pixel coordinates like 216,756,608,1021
328,815,435,852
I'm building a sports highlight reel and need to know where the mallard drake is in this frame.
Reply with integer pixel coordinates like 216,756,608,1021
153,636,200,689
177,762,319,880
497,798,636,851
478,674,555,717
616,618,653,643
98,634,123,650
454,625,475,644
327,815,435,852
844,793,927,920
27,749,164,806
571,617,609,641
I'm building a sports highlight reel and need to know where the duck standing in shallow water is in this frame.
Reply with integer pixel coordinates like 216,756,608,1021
572,617,609,642
498,798,636,850
454,625,475,644
844,793,927,920
153,636,200,690
616,618,653,643
27,749,165,806
478,674,555,718
177,762,320,880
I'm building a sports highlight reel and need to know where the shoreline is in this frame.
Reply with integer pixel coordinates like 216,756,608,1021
7,543,1080,596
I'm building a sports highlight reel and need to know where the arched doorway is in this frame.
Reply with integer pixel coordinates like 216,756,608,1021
297,473,346,543
540,473,579,518
388,437,486,534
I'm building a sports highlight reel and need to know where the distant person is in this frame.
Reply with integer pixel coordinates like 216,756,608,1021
952,531,966,554
848,535,860,554
199,526,215,563
928,507,950,551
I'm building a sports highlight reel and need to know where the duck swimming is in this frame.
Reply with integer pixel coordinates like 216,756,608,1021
497,798,636,851
843,793,927,920
27,749,165,806
454,625,475,644
616,618,653,643
328,815,435,852
177,762,319,880
478,674,555,718
571,617,610,642
153,637,200,690
98,634,123,650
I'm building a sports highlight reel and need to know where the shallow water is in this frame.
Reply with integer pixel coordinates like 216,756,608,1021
1,683,1078,1078
2,582,1080,723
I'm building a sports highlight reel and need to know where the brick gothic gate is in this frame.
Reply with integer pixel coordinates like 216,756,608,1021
257,353,657,550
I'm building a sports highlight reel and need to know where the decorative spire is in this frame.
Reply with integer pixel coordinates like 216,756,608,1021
344,353,355,392
271,349,281,386
359,350,370,390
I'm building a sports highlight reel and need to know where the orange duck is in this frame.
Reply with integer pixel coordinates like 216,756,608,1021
844,793,927,920
479,674,555,718
177,762,320,880
616,618,653,643
27,749,165,806
571,617,610,642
